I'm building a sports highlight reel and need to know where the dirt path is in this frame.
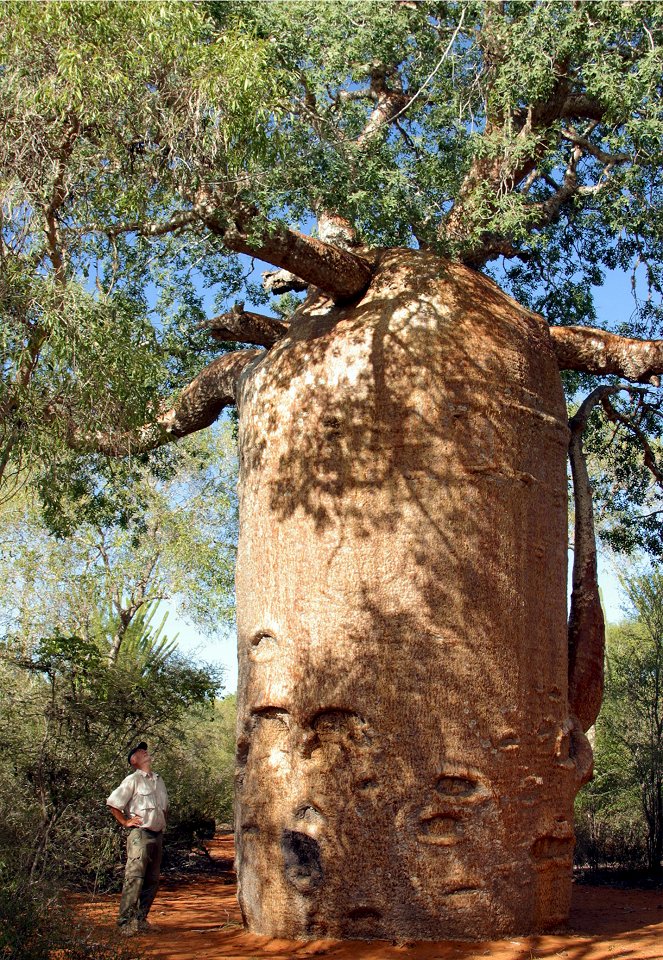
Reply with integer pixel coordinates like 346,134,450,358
75,836,663,960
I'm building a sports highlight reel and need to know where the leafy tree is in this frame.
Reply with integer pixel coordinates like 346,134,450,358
2,0,663,939
583,571,663,876
0,426,238,661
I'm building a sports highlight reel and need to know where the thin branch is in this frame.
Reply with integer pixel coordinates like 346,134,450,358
601,395,663,484
560,125,631,166
42,117,80,285
68,210,198,239
376,8,466,132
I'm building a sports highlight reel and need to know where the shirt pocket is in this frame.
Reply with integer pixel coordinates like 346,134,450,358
132,780,157,815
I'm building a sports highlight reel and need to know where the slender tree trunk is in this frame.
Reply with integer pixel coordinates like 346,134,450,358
233,249,592,940
567,389,609,732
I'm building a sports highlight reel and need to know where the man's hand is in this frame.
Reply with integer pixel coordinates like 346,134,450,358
109,806,143,829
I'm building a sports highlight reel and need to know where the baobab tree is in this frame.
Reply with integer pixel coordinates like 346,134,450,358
2,0,663,940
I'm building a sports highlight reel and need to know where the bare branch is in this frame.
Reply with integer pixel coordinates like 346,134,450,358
550,326,663,384
42,117,80,285
524,144,583,228
460,235,532,268
58,349,260,457
201,304,289,347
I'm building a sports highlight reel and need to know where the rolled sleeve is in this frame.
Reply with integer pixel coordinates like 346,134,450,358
158,778,169,813
106,775,135,813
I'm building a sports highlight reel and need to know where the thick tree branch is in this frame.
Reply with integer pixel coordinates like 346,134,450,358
524,144,583,228
550,326,663,384
567,386,612,732
357,66,410,146
201,305,289,347
198,200,373,304
262,269,309,295
560,95,606,122
59,349,260,456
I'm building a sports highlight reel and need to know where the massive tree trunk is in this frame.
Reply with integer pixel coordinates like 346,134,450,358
233,248,593,941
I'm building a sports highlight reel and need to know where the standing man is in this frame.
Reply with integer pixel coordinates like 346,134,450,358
106,741,169,936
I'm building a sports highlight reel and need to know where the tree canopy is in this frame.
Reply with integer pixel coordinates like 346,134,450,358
1,0,663,550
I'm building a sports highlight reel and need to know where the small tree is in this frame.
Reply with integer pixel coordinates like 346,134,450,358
0,426,238,663
579,571,663,876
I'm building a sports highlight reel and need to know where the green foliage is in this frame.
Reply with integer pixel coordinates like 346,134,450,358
572,392,663,560
0,425,238,640
1,0,663,551
0,631,222,882
0,0,278,508
158,694,238,836
117,603,179,674
576,569,663,874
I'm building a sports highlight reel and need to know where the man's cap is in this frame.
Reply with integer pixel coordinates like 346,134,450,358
127,741,148,766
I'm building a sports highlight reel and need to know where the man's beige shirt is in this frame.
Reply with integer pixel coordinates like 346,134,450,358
106,769,169,832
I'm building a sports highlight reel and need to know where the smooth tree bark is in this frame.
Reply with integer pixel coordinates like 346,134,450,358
233,249,594,939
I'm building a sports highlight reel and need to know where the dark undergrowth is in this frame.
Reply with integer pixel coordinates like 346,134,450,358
574,865,663,889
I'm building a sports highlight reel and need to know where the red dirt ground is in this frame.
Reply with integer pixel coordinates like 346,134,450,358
74,836,663,960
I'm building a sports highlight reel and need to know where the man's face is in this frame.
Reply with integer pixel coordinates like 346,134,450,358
131,748,151,770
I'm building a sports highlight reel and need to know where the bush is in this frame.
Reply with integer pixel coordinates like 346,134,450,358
574,798,648,871
0,637,230,890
